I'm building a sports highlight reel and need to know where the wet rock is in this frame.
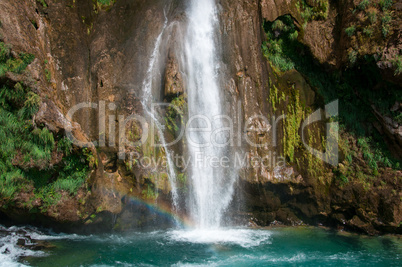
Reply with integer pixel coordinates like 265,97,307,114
164,53,184,98
17,238,26,247
372,106,402,160
28,240,56,251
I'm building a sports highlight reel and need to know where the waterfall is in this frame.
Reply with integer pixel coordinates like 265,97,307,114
138,0,237,229
140,15,180,212
185,0,237,229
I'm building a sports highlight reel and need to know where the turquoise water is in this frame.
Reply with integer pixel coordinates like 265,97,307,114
1,225,401,266
4,227,396,266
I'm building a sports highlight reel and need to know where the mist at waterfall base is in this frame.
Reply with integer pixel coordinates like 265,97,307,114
1,225,400,266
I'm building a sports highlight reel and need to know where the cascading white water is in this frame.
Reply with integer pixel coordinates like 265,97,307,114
140,16,179,211
138,0,237,229
185,0,237,229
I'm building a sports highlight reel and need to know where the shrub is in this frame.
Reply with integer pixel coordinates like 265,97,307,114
261,14,402,178
345,26,356,37
0,43,10,62
57,137,73,156
270,53,295,72
381,12,392,37
357,0,370,10
298,0,329,21
272,20,285,31
53,178,83,195
0,170,22,200
0,41,94,206
363,27,374,37
55,153,90,195
289,31,299,41
348,50,358,65
379,0,393,11
367,10,378,24
0,43,34,77
262,15,299,72
21,92,41,118
391,55,402,75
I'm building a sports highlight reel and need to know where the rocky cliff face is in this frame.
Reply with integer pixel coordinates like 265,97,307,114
219,0,402,235
0,0,400,234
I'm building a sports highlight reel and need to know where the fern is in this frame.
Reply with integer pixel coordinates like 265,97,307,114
57,137,73,156
345,26,356,37
357,0,370,10
379,0,393,11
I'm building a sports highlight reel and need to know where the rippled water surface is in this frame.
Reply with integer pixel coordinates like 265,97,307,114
1,226,401,266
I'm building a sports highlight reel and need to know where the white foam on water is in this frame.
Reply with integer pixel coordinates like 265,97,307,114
168,228,272,248
0,226,47,267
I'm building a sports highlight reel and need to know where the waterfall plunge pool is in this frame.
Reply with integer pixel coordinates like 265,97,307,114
1,225,400,266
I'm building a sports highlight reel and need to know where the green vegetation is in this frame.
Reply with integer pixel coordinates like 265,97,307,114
357,0,370,11
96,0,115,5
283,86,304,163
53,153,90,195
45,69,51,82
142,184,158,200
297,0,329,22
348,0,394,42
363,26,374,37
367,10,378,24
37,0,48,8
0,42,93,211
269,80,279,112
348,50,358,65
165,94,187,133
379,0,393,11
381,12,392,37
44,59,51,82
0,43,35,77
262,16,401,183
391,55,402,75
345,25,356,37
93,0,116,11
262,15,297,72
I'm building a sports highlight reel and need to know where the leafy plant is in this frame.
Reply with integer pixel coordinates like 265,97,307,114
297,0,329,21
142,184,158,200
345,26,356,37
165,95,187,132
367,10,378,24
379,0,393,11
348,50,358,65
391,55,402,75
363,27,374,37
57,137,73,156
45,69,51,82
261,15,402,179
381,12,392,37
357,0,370,11
0,43,34,77
37,0,48,8
262,15,299,72
0,41,92,205
272,20,285,31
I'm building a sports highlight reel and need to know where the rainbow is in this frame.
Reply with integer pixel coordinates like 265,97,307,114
122,195,194,228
